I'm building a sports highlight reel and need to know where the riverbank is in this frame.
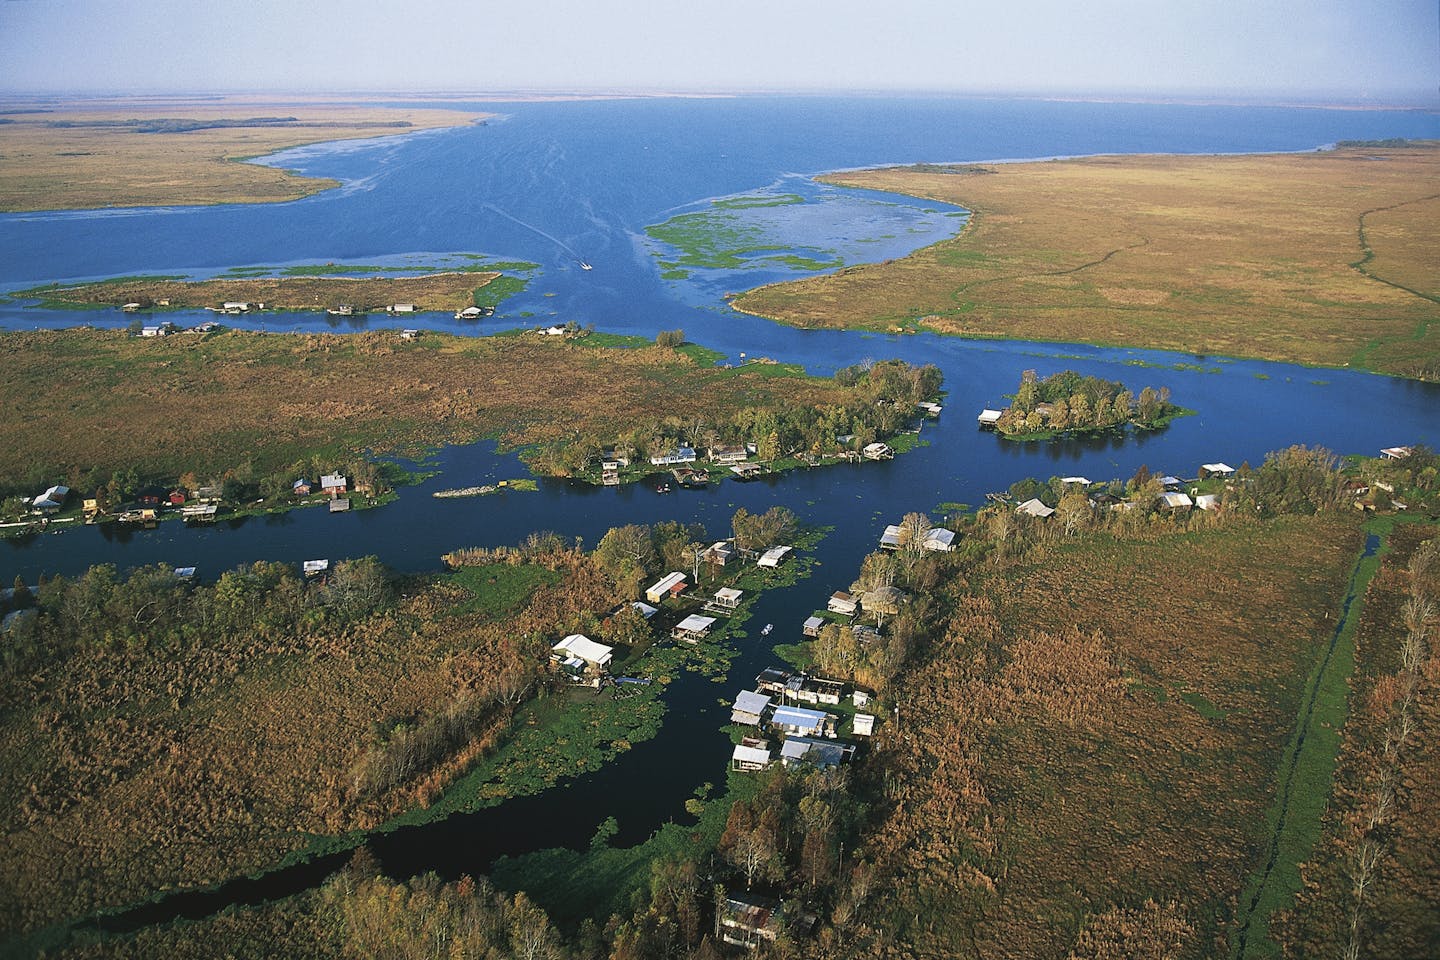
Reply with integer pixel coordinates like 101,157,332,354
731,143,1440,381
0,97,490,212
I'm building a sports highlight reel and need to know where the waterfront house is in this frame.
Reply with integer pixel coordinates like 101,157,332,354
121,302,142,313
770,705,832,738
827,591,858,617
1200,462,1235,478
1381,446,1413,460
550,633,614,674
720,893,783,948
709,445,749,464
320,474,348,496
140,325,167,337
167,489,187,506
1195,493,1221,511
1157,475,1183,489
400,328,421,341
730,462,764,480
83,497,102,520
862,585,909,617
879,524,904,551
780,736,853,769
923,527,956,552
601,461,621,485
1016,498,1055,519
703,540,736,566
388,303,418,314
1061,476,1091,487
182,503,218,521
977,408,1004,428
303,559,330,577
731,739,773,772
601,449,632,467
645,571,687,604
708,586,743,611
803,616,825,637
326,305,354,317
672,613,717,643
862,441,894,461
851,624,882,645
221,301,250,313
293,479,313,496
756,667,792,696
757,545,792,568
1158,491,1194,511
174,566,196,581
630,600,658,620
786,675,845,706
32,485,69,513
852,714,875,737
649,446,698,467
916,400,943,417
731,690,773,726
455,306,484,320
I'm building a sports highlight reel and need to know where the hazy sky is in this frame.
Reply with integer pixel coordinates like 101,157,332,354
1,0,1435,102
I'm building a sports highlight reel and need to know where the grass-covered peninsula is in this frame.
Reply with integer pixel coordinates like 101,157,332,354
0,98,489,212
732,143,1440,380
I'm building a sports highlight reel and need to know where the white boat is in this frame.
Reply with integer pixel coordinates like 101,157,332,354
579,261,593,271
761,623,773,636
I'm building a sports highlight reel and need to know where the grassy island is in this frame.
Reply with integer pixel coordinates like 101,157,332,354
988,368,1185,439
732,143,1440,380
0,98,489,212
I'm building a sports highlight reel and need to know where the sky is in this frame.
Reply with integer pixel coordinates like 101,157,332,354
1,0,1435,103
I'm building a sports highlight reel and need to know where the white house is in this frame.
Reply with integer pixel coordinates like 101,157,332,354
731,690,772,726
1016,498,1055,519
977,408,1004,428
862,442,894,461
731,740,773,772
770,705,831,738
757,545,793,568
32,484,69,513
1200,462,1235,477
852,714,875,737
649,446,698,467
827,592,858,616
1159,491,1194,510
922,527,956,552
551,633,615,672
672,613,717,643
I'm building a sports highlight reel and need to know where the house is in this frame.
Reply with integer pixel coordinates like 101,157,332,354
1381,446,1413,460
192,320,219,333
757,545,792,568
1200,462,1235,478
709,445,749,464
303,559,330,577
601,461,622,485
770,705,832,738
1061,476,1091,487
780,736,854,768
644,571,687,604
140,325,168,337
1157,475,1183,489
827,591,858,616
551,633,615,673
802,615,825,637
755,667,792,696
786,675,845,706
121,302,142,313
703,540,736,566
320,474,348,496
923,527,956,552
853,713,876,737
916,400,943,417
1016,498,1055,519
329,498,351,513
399,329,421,341
731,690,772,726
388,303,418,314
455,306,484,320
672,613,717,643
851,624,882,645
862,441,894,461
1195,493,1221,511
221,301,250,312
293,479,313,496
852,689,871,708
1158,491,1194,510
601,449,632,468
977,408,1004,428
83,497,102,520
731,739,773,772
720,893,784,948
326,305,354,317
193,484,223,503
630,600,658,620
730,462,764,480
182,503,218,521
167,489,187,506
173,566,196,581
708,586,743,611
649,446,698,466
32,484,69,513
879,524,904,550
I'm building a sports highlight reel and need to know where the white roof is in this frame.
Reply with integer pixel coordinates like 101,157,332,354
1061,476,1091,485
780,739,812,761
853,714,875,736
1381,446,1413,458
648,571,687,594
552,633,614,665
1160,492,1194,508
804,615,825,630
733,690,772,716
923,527,956,551
1157,475,1182,487
708,540,735,554
320,473,346,487
34,484,69,504
675,614,717,633
1201,462,1235,474
758,545,793,567
1016,498,1055,518
879,524,903,548
1195,494,1220,510
303,559,330,574
732,743,772,765
863,441,891,453
772,705,828,729
631,601,658,619
978,408,1004,423
714,587,743,602
221,301,249,309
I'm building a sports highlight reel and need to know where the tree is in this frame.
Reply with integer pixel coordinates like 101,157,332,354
1057,490,1092,536
655,328,685,348
896,511,931,560
596,524,657,592
726,822,778,889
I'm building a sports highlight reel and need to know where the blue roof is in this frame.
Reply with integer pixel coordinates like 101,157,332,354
772,705,827,728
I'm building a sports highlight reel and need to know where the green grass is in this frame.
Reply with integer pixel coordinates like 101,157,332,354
472,275,529,309
1230,522,1387,960
446,563,561,620
710,193,805,210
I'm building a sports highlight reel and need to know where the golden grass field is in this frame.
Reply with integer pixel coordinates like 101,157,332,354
733,144,1440,379
0,328,847,491
0,97,487,211
27,272,499,313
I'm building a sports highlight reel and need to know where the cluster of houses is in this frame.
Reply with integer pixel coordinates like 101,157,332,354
1003,462,1240,519
133,319,221,338
727,665,872,773
294,473,360,514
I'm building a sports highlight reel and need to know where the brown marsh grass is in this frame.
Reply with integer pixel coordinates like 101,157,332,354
734,145,1440,379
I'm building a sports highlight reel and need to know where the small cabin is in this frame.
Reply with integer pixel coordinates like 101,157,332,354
709,586,743,610
303,559,330,577
731,690,772,726
757,545,792,568
1380,446,1413,460
720,893,783,948
399,329,421,341
923,527,956,552
731,739,773,772
293,479,313,496
1199,462,1235,478
388,303,418,314
802,616,825,637
827,591,858,616
630,600,658,620
862,441,894,461
551,633,615,674
755,667,792,696
645,571,687,605
780,736,853,768
672,614,717,643
852,713,875,737
977,408,1004,428
320,474,348,496
1016,498,1055,519
32,484,70,513
703,540,736,566
770,705,832,738
1158,491,1194,511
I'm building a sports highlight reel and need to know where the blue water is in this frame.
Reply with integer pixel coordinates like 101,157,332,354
2,96,1438,926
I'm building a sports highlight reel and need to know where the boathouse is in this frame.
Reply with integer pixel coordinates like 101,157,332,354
731,690,772,726
757,545,792,568
827,591,858,616
731,739,773,772
977,408,1004,428
551,633,614,673
708,587,743,612
672,613,717,643
755,667,792,696
802,616,825,637
862,442,894,461
1199,462,1235,478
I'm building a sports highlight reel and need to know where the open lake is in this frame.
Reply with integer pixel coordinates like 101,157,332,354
1,96,1437,922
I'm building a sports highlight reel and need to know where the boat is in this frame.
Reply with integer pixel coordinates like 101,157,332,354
579,261,593,271
761,623,773,636
656,482,671,494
